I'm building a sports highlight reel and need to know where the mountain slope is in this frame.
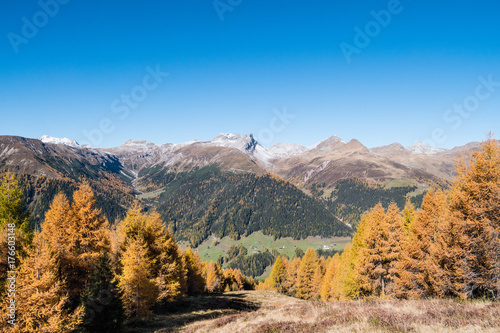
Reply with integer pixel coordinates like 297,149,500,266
138,165,351,246
0,135,136,223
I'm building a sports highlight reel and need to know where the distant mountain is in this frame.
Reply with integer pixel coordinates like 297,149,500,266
0,133,482,239
39,135,79,147
0,135,135,223
407,142,447,155
268,143,309,158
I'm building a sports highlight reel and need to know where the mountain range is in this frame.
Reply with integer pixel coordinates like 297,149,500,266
0,133,480,244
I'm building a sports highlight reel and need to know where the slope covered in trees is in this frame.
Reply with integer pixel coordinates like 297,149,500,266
326,178,425,227
138,165,352,246
259,138,500,302
0,179,254,332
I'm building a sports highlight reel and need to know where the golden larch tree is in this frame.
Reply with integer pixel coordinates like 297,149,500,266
295,248,318,300
269,256,287,293
1,232,83,332
118,238,158,318
449,137,500,299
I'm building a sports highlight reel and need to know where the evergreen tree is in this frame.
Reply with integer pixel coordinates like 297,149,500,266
81,253,125,333
0,173,32,292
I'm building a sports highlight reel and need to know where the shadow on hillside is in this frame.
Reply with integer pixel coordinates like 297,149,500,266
125,292,260,332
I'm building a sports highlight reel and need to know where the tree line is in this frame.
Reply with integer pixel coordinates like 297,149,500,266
259,138,500,301
0,175,253,332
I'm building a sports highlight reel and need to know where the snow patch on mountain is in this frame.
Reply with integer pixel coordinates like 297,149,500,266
408,142,447,155
268,143,309,158
39,135,79,147
208,133,274,164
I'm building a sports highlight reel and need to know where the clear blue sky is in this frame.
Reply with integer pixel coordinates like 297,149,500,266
1,0,499,148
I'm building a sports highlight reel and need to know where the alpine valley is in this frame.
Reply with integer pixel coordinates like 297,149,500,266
0,133,480,246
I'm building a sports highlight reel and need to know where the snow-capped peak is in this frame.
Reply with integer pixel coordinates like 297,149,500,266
209,133,258,152
208,133,274,165
268,143,309,158
121,139,157,148
407,142,447,155
39,135,79,147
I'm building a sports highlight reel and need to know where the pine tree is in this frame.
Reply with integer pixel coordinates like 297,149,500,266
118,238,158,318
295,248,318,300
81,253,125,332
0,173,32,292
1,232,83,332
269,256,287,293
0,172,31,234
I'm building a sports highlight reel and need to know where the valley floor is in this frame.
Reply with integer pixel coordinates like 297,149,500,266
125,291,500,333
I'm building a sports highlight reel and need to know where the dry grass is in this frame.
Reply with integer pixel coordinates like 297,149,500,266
127,291,500,333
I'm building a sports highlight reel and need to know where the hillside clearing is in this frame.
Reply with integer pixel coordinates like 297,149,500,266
125,291,500,333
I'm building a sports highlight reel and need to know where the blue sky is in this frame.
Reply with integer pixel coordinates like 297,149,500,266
1,0,499,148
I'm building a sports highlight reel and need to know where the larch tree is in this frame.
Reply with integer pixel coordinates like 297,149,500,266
41,183,111,305
183,248,206,295
395,189,448,299
2,232,83,333
269,256,287,293
383,203,405,297
285,256,301,296
331,243,358,300
295,248,318,300
118,204,186,303
205,261,224,293
449,137,500,299
353,203,403,298
311,263,325,300
118,238,158,318
320,253,340,301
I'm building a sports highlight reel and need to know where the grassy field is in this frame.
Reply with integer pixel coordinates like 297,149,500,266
126,291,500,333
191,231,350,264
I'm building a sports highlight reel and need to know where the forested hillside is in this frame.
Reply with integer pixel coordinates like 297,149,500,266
326,178,426,227
0,177,253,332
138,165,352,246
259,138,500,302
